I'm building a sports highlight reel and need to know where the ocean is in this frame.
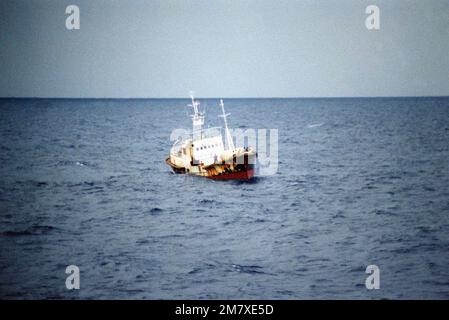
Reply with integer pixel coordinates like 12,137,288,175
0,97,448,299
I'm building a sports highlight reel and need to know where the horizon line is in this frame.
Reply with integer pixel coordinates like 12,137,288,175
1,95,448,100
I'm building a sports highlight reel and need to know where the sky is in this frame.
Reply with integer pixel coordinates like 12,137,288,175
0,0,448,98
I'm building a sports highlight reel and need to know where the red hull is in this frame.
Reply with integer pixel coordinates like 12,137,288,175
208,168,255,180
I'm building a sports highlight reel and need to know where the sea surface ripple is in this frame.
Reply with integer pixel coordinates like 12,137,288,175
0,97,448,299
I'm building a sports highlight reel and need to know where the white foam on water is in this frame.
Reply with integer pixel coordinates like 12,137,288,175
307,123,324,128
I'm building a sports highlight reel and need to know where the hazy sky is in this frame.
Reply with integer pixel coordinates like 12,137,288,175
1,0,448,98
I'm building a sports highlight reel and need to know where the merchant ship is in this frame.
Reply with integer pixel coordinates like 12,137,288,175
165,94,257,180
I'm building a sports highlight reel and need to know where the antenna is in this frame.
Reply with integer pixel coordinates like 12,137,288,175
219,99,234,150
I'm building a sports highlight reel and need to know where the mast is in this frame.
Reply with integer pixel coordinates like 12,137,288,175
188,92,204,139
219,99,234,150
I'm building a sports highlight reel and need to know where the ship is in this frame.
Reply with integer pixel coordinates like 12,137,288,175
165,94,257,180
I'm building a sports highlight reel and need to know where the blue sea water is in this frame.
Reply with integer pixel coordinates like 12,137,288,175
0,97,448,299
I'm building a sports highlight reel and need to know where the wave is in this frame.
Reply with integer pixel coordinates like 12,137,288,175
372,209,396,216
1,224,57,237
148,207,163,214
230,264,267,274
55,160,96,168
199,199,216,204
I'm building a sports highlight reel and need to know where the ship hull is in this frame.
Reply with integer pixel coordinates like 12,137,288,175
207,166,255,180
165,157,256,181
